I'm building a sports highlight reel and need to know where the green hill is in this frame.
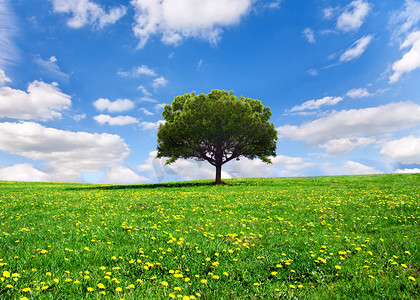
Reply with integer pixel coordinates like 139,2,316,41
0,174,419,299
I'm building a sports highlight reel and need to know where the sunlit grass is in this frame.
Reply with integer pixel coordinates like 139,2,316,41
0,174,419,299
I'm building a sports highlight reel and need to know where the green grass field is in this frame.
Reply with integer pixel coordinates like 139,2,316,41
0,174,419,299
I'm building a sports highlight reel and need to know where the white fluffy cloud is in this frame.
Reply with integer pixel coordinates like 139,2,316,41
394,168,420,173
0,121,130,181
0,80,71,121
138,151,312,182
93,98,135,113
34,55,69,80
340,35,373,62
303,28,315,43
0,69,11,85
346,161,380,175
94,114,139,126
131,0,252,48
152,76,168,89
288,96,343,112
118,65,157,77
321,137,375,156
337,0,372,32
140,120,165,130
389,31,420,83
51,0,127,29
380,136,420,164
277,102,420,152
346,87,372,98
0,163,51,182
104,165,151,184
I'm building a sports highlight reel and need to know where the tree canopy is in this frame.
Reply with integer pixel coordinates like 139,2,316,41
156,89,277,184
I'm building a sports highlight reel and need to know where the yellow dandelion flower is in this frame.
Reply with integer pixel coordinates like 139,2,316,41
97,283,105,289
289,285,296,289
116,287,123,292
87,287,94,292
3,271,10,278
223,272,229,276
162,281,169,286
271,271,278,276
253,283,260,286
408,276,416,281
174,287,182,291
335,265,342,270
401,264,408,269
169,294,176,299
5,284,13,289
22,288,31,292
200,279,207,284
213,275,219,280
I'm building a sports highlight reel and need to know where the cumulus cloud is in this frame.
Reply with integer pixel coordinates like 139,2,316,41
0,163,51,182
394,168,420,173
93,98,135,113
380,135,420,164
339,35,373,62
118,65,157,77
140,108,154,115
346,161,381,175
346,87,372,98
0,69,11,85
51,0,127,29
140,120,165,130
104,165,151,184
0,80,71,121
34,55,69,80
0,121,130,181
288,96,343,112
303,28,315,43
389,31,420,83
152,76,168,89
94,114,139,126
337,0,372,32
0,0,19,68
138,151,312,182
131,0,252,48
277,102,420,152
321,137,375,156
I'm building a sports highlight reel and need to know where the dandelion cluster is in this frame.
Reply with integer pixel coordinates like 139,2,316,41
0,174,418,298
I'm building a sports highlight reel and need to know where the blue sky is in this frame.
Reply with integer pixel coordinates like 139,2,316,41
1,0,420,183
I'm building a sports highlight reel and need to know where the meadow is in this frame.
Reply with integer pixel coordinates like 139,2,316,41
0,174,418,299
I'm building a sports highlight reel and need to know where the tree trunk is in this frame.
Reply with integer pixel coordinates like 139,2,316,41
215,163,222,184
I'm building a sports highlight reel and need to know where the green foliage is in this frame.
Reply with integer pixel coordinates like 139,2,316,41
157,90,277,183
0,174,419,299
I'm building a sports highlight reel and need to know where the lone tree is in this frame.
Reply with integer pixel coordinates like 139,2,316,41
156,89,277,184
